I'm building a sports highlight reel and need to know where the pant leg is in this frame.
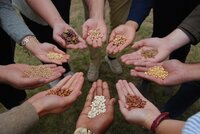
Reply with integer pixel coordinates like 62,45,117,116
163,81,200,118
108,0,132,58
21,0,71,72
0,28,26,109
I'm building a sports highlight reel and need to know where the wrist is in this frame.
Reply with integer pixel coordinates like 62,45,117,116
163,29,190,52
143,111,161,130
125,21,139,31
74,128,95,134
22,36,40,53
184,63,200,82
0,65,7,83
150,112,170,132
31,101,44,117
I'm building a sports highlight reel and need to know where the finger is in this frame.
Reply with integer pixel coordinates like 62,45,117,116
106,43,114,54
66,45,79,49
69,72,84,91
128,82,144,97
132,40,146,49
82,23,89,39
112,46,120,55
61,72,79,90
102,81,110,99
84,82,96,107
134,66,149,72
86,37,93,45
109,30,116,42
96,79,103,96
131,69,162,85
97,38,102,47
39,64,57,68
116,80,126,103
53,75,72,89
106,98,115,114
53,34,67,48
108,45,117,54
53,47,66,55
63,89,82,104
121,80,134,95
92,39,98,48
118,100,128,116
118,43,129,52
23,78,46,89
119,80,128,96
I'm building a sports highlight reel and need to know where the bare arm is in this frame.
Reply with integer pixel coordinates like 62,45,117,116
85,0,105,19
26,0,64,28
156,119,185,134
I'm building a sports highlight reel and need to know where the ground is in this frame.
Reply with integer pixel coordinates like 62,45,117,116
1,0,200,134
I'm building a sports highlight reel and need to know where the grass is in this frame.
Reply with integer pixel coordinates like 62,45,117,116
1,0,200,134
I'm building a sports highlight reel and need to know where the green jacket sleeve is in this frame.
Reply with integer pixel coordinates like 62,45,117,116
0,102,39,134
178,4,200,45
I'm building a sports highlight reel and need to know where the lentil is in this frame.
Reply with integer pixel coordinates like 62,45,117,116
88,95,106,118
145,65,168,80
47,52,63,60
141,48,158,59
47,88,72,97
61,29,79,45
126,94,146,110
24,66,53,79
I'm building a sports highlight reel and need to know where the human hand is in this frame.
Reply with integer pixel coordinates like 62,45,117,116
27,42,70,65
116,80,160,130
131,60,188,86
107,21,137,55
76,79,115,134
27,72,84,117
82,18,107,48
0,64,65,89
121,37,172,65
53,22,87,49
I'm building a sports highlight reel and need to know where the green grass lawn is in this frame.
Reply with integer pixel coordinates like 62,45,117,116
1,0,200,134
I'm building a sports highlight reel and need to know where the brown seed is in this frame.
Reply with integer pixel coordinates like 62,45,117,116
47,88,72,97
126,94,146,110
61,29,79,45
141,48,158,59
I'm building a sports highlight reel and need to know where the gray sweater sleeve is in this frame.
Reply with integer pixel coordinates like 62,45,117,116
0,0,34,43
0,102,39,134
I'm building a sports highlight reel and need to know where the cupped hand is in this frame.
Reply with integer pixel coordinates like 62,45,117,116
82,18,107,48
27,72,84,117
30,42,70,65
76,79,115,134
116,80,160,130
131,60,188,86
1,64,65,89
107,23,136,55
53,22,86,49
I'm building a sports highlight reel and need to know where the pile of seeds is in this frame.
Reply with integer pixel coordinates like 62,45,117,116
47,88,72,97
126,94,146,110
112,35,127,46
47,52,63,60
88,29,103,40
24,66,53,79
145,66,168,80
61,29,79,45
141,48,158,59
88,96,106,118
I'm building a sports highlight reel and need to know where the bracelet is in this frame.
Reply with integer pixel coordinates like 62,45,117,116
20,35,38,46
74,127,95,134
150,112,169,132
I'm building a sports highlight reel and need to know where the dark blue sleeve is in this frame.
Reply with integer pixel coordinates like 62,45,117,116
128,0,153,26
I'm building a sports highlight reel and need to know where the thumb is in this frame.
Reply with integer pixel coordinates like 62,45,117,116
82,23,89,39
118,100,128,116
53,34,66,48
132,40,146,49
107,98,115,114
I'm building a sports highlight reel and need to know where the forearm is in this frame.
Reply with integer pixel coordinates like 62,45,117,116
26,0,65,28
0,0,34,43
155,119,185,134
0,102,39,134
184,63,200,82
163,29,191,53
85,0,105,19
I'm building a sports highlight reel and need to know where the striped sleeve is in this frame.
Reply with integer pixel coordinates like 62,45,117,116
182,112,200,134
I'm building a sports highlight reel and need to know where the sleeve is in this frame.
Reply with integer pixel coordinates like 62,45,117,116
127,0,153,26
0,0,34,44
0,102,39,134
182,112,200,134
178,4,200,45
